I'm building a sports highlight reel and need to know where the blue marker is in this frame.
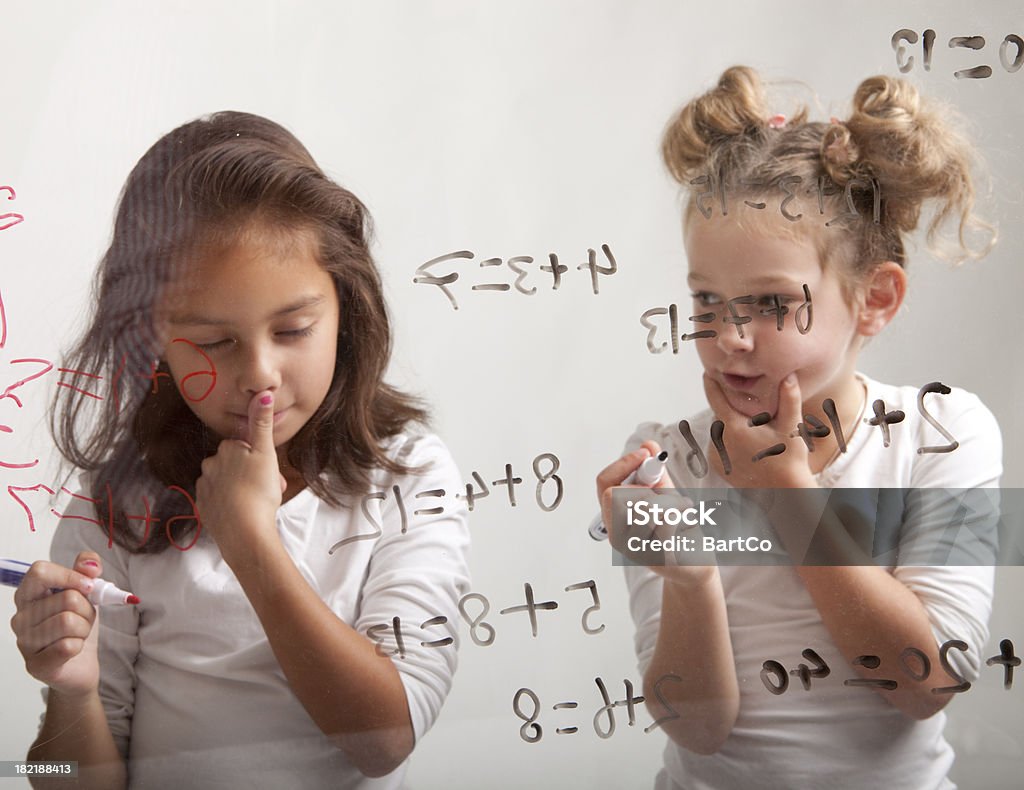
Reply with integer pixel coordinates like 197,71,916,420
1,559,140,606
588,450,669,541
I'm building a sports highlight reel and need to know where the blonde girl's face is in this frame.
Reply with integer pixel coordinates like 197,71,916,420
684,211,865,421
159,227,340,450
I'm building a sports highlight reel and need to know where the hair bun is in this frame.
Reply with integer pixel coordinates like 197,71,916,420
843,75,991,258
662,65,769,183
853,76,921,126
820,121,861,184
661,67,993,265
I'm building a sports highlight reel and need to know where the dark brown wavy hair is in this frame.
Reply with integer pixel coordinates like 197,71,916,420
51,111,427,553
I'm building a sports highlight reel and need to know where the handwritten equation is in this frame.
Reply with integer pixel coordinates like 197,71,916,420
514,677,657,741
0,344,214,470
329,452,564,554
892,29,1024,79
413,244,617,310
641,284,813,353
54,338,216,405
0,307,216,472
367,579,606,657
11,451,565,551
513,637,1020,743
687,173,880,225
670,382,961,477
8,482,202,550
760,638,1020,695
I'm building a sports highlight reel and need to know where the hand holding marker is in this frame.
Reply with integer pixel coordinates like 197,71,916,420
1,559,140,606
589,449,669,541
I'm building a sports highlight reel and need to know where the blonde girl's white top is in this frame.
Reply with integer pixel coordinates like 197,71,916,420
625,375,1001,790
49,433,471,790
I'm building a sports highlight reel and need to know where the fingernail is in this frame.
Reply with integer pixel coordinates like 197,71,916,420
784,373,797,385
82,560,99,569
259,394,273,406
80,579,95,594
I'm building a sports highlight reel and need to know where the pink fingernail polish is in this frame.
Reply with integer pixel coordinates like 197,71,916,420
80,579,95,594
82,560,99,569
260,394,273,406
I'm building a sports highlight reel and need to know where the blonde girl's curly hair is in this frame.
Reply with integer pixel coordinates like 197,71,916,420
661,65,994,287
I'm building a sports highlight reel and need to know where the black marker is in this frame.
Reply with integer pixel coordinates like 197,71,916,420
589,450,669,541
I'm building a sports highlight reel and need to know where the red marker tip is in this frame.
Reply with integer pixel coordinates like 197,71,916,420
127,595,141,605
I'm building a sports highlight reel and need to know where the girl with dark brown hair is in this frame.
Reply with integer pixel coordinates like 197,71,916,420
597,67,1000,788
11,111,470,788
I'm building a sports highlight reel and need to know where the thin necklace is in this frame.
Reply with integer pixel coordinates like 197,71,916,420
817,376,868,475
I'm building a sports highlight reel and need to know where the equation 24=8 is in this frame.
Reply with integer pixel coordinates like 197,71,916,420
365,579,607,659
328,452,564,554
513,675,683,743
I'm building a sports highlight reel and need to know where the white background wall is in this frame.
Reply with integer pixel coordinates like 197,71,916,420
1,2,1021,787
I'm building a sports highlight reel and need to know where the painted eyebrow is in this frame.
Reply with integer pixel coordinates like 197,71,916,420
167,295,327,326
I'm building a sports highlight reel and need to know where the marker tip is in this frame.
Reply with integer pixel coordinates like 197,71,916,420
127,595,141,605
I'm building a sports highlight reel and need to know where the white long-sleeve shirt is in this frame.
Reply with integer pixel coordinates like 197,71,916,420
625,375,1001,790
49,432,471,790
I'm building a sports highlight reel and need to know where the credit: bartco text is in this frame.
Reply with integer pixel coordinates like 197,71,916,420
625,535,774,553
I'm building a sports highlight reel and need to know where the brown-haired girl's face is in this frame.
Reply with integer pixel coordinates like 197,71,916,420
684,210,866,421
159,226,340,452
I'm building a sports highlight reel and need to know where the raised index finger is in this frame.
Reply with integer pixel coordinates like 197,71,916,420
246,390,277,452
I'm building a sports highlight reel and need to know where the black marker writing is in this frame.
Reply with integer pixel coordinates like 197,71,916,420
459,593,496,647
513,688,543,743
670,383,961,478
689,173,880,224
642,285,812,353
328,452,563,554
414,244,617,310
499,583,558,639
761,648,831,695
367,615,454,659
867,399,906,449
367,579,606,653
917,382,960,454
761,638,1020,696
508,637,1017,745
892,29,1023,79
564,580,605,635
514,677,654,743
593,677,644,739
986,639,1021,690
795,413,831,451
